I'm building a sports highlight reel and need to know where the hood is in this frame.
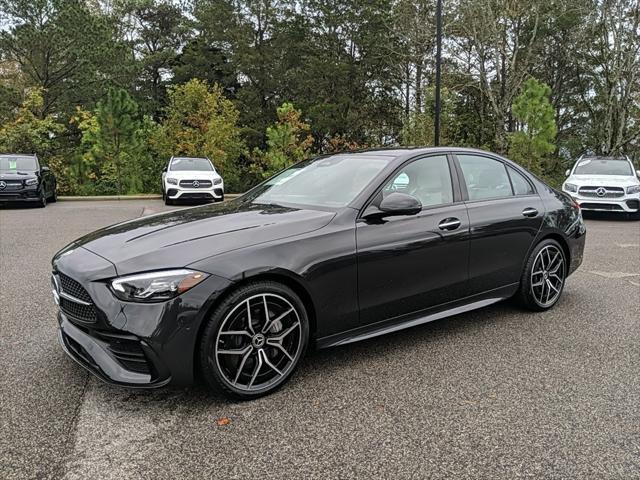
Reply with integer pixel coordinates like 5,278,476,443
57,200,335,277
0,171,38,181
568,174,639,186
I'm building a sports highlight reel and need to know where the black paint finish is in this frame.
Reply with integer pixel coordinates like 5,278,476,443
52,147,586,387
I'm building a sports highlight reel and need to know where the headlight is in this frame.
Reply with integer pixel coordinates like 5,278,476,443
110,269,208,302
626,185,640,194
166,178,178,185
564,183,578,193
25,178,38,186
213,178,223,185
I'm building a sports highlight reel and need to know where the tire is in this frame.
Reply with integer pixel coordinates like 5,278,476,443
164,195,173,206
216,193,225,203
37,190,47,208
49,186,57,202
516,239,567,311
199,281,309,400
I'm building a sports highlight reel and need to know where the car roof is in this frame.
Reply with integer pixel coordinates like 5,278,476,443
332,146,500,156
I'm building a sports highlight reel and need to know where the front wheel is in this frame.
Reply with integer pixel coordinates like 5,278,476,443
37,190,47,208
517,239,566,311
199,281,309,400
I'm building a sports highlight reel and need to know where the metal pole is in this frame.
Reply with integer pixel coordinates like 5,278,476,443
434,0,442,146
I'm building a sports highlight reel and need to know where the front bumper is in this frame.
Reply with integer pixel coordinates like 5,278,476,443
563,191,640,213
53,248,233,387
166,186,224,200
0,188,41,202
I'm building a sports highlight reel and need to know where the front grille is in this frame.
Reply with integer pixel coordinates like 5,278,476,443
179,192,213,200
59,273,92,303
0,180,24,190
94,331,152,375
179,179,213,188
57,272,97,323
578,186,625,198
60,297,97,323
579,202,624,211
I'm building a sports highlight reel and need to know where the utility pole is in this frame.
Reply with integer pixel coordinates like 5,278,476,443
434,0,443,146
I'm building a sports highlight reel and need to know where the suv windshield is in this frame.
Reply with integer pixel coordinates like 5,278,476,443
573,158,633,176
169,157,213,172
0,155,38,171
244,154,391,208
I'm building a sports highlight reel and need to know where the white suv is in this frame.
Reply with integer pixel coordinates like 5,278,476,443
162,156,224,205
562,156,640,217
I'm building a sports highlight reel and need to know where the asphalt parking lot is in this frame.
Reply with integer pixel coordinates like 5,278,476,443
1,200,639,479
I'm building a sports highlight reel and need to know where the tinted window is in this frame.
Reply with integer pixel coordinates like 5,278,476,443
246,154,391,208
383,155,453,207
508,167,535,195
458,154,512,200
573,158,633,176
169,157,214,171
0,155,38,171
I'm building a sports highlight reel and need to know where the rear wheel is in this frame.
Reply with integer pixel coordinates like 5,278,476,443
49,187,57,202
199,281,309,399
517,239,566,311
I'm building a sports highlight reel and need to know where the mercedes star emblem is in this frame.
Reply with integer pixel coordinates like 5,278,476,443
0,180,6,190
595,187,606,197
192,180,200,188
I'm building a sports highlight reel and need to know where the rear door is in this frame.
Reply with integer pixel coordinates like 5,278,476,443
356,153,470,325
453,152,544,294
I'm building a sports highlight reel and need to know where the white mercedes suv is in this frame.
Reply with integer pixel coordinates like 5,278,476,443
162,156,224,205
562,156,640,217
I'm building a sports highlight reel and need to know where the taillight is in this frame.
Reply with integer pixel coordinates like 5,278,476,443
571,199,581,210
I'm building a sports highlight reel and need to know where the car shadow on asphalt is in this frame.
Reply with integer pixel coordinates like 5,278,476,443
83,299,533,409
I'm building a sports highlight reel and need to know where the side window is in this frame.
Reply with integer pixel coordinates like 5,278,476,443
508,167,535,195
383,155,453,208
458,154,512,201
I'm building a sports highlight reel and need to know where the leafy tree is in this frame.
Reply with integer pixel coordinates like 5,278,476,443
153,79,245,189
252,102,313,178
0,88,63,158
116,0,188,117
508,78,557,175
401,87,456,146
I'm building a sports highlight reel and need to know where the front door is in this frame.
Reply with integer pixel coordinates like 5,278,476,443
356,154,470,325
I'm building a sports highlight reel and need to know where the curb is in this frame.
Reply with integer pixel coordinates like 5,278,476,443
58,194,242,201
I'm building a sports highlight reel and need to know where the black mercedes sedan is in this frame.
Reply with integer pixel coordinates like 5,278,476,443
52,148,585,399
0,154,57,207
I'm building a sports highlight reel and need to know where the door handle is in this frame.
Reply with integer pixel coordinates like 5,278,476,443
438,218,461,231
522,207,539,218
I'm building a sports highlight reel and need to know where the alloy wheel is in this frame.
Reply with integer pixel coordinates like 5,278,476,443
530,245,565,307
214,293,303,392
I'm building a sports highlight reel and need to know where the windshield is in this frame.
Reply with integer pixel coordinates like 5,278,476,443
245,154,392,208
573,158,633,176
169,157,213,172
0,155,38,171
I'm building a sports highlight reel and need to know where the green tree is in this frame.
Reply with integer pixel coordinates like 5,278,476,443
83,88,143,195
0,0,132,117
509,78,557,175
153,79,245,189
252,102,313,178
0,88,63,158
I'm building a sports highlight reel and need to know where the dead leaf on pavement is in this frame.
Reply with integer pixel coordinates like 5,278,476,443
216,417,232,426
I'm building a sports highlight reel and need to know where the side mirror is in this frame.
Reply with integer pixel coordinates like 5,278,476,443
41,166,50,172
636,170,640,178
565,169,571,177
364,192,422,219
162,166,167,173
